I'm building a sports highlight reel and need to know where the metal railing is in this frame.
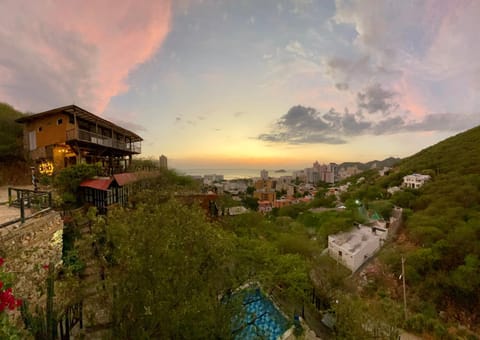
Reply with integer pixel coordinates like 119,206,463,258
0,188,53,227
66,128,141,153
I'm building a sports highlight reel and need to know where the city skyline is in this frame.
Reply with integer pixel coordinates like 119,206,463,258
2,1,480,168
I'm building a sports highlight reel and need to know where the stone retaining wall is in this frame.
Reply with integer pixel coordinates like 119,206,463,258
0,211,63,303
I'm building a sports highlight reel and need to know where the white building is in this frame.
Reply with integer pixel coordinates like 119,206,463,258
378,167,390,176
276,176,293,191
203,174,224,185
387,186,401,195
260,169,269,180
293,170,306,182
328,225,388,272
403,173,431,189
227,206,248,215
223,181,247,194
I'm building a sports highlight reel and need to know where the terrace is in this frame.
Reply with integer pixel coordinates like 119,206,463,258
66,128,141,154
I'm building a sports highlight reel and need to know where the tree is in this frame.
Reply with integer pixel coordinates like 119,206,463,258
242,196,259,211
102,199,237,339
0,102,24,160
54,163,102,205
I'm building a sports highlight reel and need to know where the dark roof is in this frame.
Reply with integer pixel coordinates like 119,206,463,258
16,105,142,142
80,178,113,191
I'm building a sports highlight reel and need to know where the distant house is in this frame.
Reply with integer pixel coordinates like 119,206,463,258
378,167,391,176
227,206,248,216
258,200,273,213
402,173,431,189
16,105,142,175
328,224,388,272
273,198,292,208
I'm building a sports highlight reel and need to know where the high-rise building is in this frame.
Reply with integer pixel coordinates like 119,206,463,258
260,169,268,180
159,154,168,169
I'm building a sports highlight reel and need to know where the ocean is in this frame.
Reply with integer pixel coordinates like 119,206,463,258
174,168,295,180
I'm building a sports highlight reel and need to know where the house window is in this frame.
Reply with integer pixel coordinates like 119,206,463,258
57,118,63,125
38,126,42,132
69,115,74,124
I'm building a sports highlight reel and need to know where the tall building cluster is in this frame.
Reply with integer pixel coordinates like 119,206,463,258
295,161,338,184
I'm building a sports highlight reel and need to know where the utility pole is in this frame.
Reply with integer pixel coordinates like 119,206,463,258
401,256,407,320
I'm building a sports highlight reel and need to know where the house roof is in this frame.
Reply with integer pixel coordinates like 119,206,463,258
16,104,143,142
80,178,113,191
113,173,137,186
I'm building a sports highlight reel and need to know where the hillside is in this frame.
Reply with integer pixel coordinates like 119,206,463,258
338,156,400,172
379,125,480,335
0,102,24,159
399,125,480,175
0,102,28,185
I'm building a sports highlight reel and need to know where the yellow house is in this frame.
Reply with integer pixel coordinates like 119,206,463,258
16,105,142,174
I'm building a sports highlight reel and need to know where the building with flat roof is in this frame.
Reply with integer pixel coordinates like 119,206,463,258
328,224,388,272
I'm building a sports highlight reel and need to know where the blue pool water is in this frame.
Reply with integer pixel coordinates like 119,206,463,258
232,288,290,340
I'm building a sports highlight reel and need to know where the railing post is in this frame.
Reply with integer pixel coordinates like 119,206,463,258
8,187,11,204
20,191,25,223
48,192,52,208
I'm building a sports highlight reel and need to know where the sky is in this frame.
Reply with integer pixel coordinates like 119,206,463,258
1,0,480,169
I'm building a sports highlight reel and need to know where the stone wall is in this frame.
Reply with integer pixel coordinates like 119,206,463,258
0,211,63,303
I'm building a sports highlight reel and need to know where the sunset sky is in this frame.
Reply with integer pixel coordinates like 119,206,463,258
1,0,480,169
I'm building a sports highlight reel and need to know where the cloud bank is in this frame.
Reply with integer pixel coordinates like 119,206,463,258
258,104,480,145
0,0,172,114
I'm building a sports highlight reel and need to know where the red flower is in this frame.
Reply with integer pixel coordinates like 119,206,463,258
0,258,4,266
42,264,49,271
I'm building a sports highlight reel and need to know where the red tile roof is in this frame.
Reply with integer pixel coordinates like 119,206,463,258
80,178,113,191
113,173,137,186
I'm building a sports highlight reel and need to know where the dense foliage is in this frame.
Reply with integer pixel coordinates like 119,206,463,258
376,126,480,333
102,200,236,338
0,103,24,160
53,163,102,205
0,103,28,185
0,258,23,339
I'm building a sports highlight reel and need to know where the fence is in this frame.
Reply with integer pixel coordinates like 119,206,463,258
0,187,53,228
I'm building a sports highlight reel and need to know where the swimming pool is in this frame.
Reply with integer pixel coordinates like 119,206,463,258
231,288,290,340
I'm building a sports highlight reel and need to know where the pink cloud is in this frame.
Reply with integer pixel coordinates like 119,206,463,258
0,0,172,114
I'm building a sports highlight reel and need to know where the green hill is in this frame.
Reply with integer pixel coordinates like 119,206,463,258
0,102,25,160
381,126,480,335
399,125,480,175
338,156,400,172
0,102,28,185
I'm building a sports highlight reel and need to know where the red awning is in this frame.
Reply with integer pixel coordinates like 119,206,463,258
80,178,113,191
113,173,137,186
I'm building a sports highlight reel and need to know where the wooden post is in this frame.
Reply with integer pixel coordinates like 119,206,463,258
402,256,407,320
20,191,25,223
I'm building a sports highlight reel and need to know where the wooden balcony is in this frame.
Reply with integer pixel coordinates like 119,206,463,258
66,128,141,154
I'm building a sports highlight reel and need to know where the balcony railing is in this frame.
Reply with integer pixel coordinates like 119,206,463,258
66,128,141,153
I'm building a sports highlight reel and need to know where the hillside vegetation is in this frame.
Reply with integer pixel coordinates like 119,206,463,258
378,126,480,335
0,102,24,160
0,103,28,185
